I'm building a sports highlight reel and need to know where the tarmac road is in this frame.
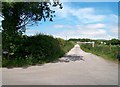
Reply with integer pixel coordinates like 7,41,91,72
2,44,118,85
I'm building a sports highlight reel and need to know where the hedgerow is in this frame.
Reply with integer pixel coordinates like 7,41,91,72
2,34,74,67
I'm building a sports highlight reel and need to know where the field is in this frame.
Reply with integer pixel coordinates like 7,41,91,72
80,43,120,61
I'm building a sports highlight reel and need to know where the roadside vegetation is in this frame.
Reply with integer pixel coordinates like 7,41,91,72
1,2,66,67
0,32,1,67
80,44,119,61
2,34,74,67
69,38,120,61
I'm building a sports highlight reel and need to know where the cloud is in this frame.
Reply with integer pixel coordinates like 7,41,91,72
104,14,118,25
85,23,106,29
52,6,69,17
52,24,73,29
54,29,111,40
25,3,118,40
110,26,118,34
52,5,118,40
70,8,105,23
26,23,117,40
104,14,118,38
25,29,41,36
54,6,105,24
50,22,118,39
53,24,65,28
79,29,106,36
53,23,115,40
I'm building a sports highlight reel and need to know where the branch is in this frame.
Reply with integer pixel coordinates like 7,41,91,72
17,18,31,30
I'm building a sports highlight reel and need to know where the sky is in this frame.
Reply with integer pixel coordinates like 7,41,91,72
25,2,118,40
0,2,118,40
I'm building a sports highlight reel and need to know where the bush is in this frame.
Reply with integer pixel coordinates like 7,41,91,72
80,44,120,61
2,34,74,67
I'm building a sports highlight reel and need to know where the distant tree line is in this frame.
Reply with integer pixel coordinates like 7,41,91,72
69,38,120,45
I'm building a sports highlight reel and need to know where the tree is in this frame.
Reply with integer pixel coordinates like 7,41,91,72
1,1,62,58
2,1,62,34
109,39,120,45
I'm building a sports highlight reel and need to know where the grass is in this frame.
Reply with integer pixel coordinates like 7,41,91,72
80,44,119,61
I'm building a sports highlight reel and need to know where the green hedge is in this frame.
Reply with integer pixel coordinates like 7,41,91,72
80,44,120,61
2,34,74,67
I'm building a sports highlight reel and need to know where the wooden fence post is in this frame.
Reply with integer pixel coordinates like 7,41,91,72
92,42,95,48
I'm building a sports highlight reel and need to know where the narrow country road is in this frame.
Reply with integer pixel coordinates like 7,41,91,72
2,44,118,85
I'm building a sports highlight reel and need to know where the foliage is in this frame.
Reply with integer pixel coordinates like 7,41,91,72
1,1,74,67
2,34,74,67
57,38,75,54
69,38,92,42
1,1,63,66
80,44,120,61
69,38,120,45
108,39,120,45
2,2,62,33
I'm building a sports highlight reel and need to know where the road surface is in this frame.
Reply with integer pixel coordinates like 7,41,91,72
2,44,118,85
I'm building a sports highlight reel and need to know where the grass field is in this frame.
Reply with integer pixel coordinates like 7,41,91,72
80,44,120,61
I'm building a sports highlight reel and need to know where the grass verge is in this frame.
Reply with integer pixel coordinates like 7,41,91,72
80,44,119,62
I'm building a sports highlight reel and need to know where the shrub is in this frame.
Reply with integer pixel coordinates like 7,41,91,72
2,34,74,67
80,44,119,61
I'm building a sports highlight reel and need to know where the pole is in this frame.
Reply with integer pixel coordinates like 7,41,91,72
92,42,95,48
66,36,67,41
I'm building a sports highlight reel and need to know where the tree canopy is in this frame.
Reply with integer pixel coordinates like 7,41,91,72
2,1,62,34
1,1,62,56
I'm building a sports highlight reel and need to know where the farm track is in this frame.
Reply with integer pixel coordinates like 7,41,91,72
2,44,118,85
